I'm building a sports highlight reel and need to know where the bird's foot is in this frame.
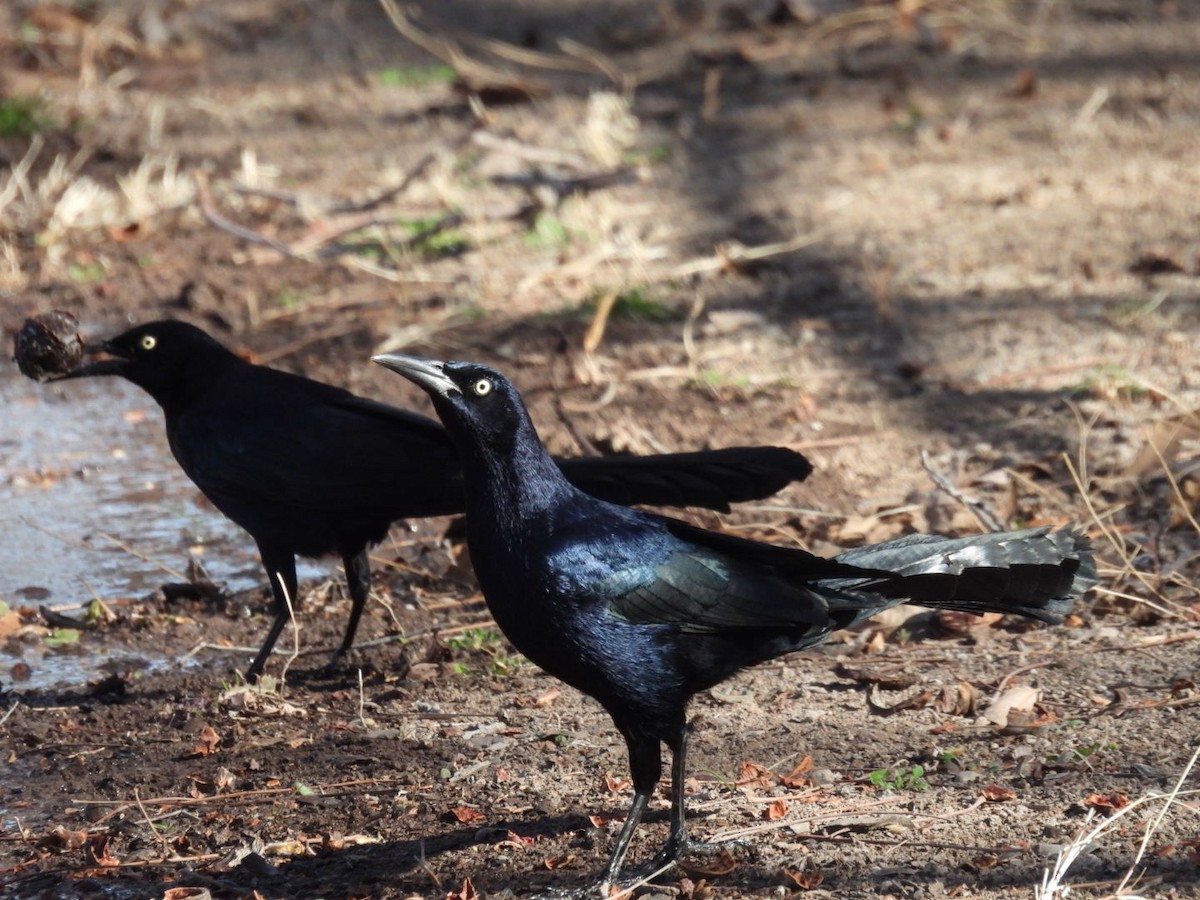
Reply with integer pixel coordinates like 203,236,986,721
318,653,357,678
527,883,603,900
320,644,380,680
322,645,409,680
646,836,750,881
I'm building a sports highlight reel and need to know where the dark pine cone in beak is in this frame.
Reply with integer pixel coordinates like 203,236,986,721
14,311,84,381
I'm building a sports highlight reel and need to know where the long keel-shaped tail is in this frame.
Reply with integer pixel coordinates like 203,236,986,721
827,526,1096,624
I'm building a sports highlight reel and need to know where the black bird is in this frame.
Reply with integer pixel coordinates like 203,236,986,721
375,353,1097,895
54,320,814,681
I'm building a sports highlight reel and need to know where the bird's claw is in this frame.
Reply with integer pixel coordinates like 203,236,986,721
646,836,748,878
318,649,361,678
527,885,601,900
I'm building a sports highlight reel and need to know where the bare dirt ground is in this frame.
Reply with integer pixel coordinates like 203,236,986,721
2,1,1199,898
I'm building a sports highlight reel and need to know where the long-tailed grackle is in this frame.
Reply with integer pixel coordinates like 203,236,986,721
55,321,814,680
376,353,1097,895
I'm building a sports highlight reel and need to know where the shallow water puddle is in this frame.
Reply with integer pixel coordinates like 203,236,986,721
0,367,331,686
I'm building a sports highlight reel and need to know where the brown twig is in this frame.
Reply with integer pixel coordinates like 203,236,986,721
195,172,307,260
132,787,173,857
93,530,189,582
0,700,19,727
670,234,820,279
327,151,439,215
581,290,619,356
376,0,552,95
919,448,1003,533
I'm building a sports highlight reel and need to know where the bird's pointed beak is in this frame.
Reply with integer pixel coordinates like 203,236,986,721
49,340,128,381
372,353,459,397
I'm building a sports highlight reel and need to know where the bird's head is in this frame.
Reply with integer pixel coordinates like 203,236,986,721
55,320,233,405
372,355,536,464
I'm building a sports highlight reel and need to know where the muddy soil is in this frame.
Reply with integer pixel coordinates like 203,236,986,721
2,2,1199,898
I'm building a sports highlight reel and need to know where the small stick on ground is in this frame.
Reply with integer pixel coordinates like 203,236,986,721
610,860,677,899
277,571,300,687
357,669,368,728
0,700,19,727
581,289,619,356
670,234,820,279
919,448,1003,533
133,787,173,858
195,172,307,261
326,150,439,215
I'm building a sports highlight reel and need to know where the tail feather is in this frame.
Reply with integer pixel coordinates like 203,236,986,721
556,446,812,513
828,526,1096,624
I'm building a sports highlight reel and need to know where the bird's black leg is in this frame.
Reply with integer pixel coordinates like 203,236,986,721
593,731,662,896
647,724,691,871
648,721,745,873
245,547,298,682
331,548,371,665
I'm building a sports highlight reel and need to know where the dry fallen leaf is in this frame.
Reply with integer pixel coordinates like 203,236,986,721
185,725,222,758
764,799,789,820
447,805,486,824
867,686,935,717
1003,706,1059,735
981,783,1018,802
679,847,738,877
40,826,88,852
979,684,1040,727
933,681,980,716
603,772,630,793
1085,792,1131,813
163,887,213,900
834,662,918,690
781,755,814,787
970,843,1028,871
736,761,776,789
534,687,561,706
783,867,824,890
86,832,120,867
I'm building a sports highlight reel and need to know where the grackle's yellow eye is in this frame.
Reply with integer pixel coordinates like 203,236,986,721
140,335,157,351
472,378,492,397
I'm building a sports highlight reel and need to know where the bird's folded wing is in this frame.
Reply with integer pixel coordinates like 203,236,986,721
603,546,840,632
174,394,464,515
